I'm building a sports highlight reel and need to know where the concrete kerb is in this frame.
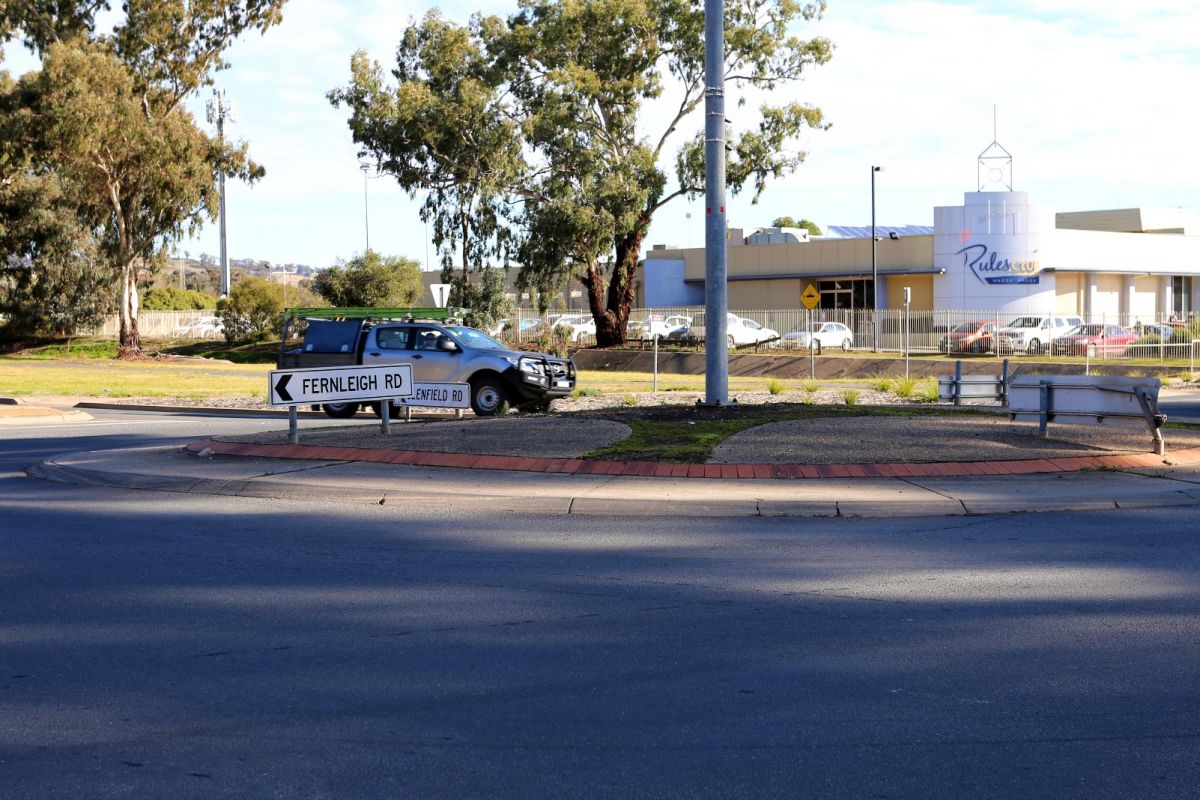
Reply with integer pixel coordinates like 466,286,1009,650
26,442,1200,519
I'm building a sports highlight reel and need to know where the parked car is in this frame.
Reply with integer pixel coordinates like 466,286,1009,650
1050,324,1138,356
727,315,778,347
940,320,1001,353
1129,322,1174,341
633,314,693,340
995,315,1085,355
783,321,854,351
173,316,223,338
552,314,597,342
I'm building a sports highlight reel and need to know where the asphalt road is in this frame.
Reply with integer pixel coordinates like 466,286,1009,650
2,410,1199,799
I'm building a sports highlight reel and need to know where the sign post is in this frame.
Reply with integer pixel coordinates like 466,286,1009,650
800,284,820,379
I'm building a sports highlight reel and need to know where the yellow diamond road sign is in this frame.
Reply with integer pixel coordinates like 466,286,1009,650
800,285,820,309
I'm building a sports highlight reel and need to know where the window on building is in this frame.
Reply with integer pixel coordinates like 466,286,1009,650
1173,276,1193,316
818,279,875,310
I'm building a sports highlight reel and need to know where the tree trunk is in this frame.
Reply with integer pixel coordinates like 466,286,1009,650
590,226,645,348
117,261,142,357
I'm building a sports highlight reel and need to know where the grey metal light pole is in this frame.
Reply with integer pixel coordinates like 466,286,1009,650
870,165,882,351
703,0,728,405
206,88,235,298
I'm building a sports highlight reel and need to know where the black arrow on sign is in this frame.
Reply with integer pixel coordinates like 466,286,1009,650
274,374,293,403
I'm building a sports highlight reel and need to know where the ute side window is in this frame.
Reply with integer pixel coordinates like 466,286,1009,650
376,327,412,350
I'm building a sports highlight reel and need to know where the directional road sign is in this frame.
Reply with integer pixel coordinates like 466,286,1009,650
268,365,413,407
390,382,470,409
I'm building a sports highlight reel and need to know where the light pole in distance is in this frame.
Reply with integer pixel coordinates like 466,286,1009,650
870,165,883,351
359,161,373,253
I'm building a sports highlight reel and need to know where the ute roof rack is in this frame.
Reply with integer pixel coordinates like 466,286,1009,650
282,307,459,321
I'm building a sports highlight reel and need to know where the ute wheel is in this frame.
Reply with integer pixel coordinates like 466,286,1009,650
523,400,555,414
322,402,359,419
1027,338,1041,355
841,338,851,352
470,377,509,417
727,335,737,349
370,401,403,419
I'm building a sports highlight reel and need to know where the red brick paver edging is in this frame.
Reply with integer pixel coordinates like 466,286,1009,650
186,439,1200,479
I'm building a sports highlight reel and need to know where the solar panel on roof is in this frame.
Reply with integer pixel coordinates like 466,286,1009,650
826,224,933,238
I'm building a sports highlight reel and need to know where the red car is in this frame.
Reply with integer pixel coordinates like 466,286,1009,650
1050,324,1138,357
940,320,1001,353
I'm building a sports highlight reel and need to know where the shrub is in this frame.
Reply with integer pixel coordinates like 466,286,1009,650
870,376,893,392
622,394,638,406
915,379,940,403
767,377,785,395
571,387,602,399
803,381,820,393
142,286,217,310
216,277,284,343
311,250,423,307
841,389,859,406
893,376,917,398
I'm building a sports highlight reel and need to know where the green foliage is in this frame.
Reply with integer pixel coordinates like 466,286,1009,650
869,375,893,392
572,387,603,399
453,264,516,333
331,0,832,347
771,216,822,236
767,377,785,395
311,250,423,308
1,2,284,355
1170,320,1200,344
915,379,939,403
141,286,217,310
216,276,284,343
0,170,114,337
840,388,859,406
803,381,820,393
622,394,638,406
527,325,572,358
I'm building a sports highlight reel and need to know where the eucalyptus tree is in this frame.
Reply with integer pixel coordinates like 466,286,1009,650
332,0,832,346
0,0,285,355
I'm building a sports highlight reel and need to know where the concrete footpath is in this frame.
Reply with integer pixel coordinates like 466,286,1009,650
10,395,1200,518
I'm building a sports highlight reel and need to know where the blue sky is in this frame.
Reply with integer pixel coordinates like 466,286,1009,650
5,1,1198,271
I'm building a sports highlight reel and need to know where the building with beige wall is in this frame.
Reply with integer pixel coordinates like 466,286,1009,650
640,199,1200,323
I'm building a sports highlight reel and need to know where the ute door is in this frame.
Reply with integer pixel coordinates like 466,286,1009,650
405,325,460,383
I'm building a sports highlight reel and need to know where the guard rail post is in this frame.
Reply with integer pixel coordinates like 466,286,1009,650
1038,380,1051,437
1001,359,1010,406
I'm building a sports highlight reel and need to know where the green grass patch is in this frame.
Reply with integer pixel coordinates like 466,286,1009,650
0,359,270,400
3,339,121,359
587,417,767,462
585,405,992,463
869,375,893,392
841,389,860,406
803,381,820,393
572,387,603,399
767,377,785,395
